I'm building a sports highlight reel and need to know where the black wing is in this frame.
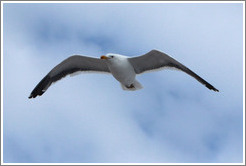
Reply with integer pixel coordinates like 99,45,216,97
29,55,110,98
128,50,219,92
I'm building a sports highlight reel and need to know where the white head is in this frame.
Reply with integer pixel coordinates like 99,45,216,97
100,53,127,63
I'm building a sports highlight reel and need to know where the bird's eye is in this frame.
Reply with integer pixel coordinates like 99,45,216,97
110,56,114,58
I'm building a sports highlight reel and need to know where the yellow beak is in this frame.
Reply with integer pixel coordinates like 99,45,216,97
100,55,108,59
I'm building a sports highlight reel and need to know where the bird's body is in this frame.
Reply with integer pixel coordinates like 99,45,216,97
29,50,218,98
103,54,140,90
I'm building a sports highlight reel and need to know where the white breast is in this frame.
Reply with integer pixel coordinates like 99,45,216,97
107,57,136,86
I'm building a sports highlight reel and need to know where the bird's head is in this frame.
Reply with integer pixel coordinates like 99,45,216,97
100,54,114,60
100,54,127,62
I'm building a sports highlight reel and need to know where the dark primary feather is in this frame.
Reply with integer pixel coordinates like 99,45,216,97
28,75,52,99
29,55,110,99
129,50,219,92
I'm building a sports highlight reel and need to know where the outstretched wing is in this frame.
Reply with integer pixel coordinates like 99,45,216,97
29,55,110,98
128,50,219,92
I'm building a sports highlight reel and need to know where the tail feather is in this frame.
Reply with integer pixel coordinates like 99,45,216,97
121,80,143,91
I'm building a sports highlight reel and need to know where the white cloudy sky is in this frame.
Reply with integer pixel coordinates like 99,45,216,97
2,2,244,163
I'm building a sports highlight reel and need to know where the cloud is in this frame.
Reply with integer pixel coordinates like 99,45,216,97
3,2,244,163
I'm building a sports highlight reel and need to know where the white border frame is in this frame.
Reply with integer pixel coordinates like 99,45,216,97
1,1,245,165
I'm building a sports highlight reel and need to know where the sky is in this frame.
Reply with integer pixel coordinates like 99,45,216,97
2,2,244,163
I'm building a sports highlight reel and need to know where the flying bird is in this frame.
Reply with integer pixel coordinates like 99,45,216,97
28,50,218,98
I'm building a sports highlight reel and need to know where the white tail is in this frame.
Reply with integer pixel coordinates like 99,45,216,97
121,80,143,91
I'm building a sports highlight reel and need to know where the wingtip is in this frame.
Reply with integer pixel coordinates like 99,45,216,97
29,75,51,99
211,87,219,92
28,94,34,99
206,84,219,92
